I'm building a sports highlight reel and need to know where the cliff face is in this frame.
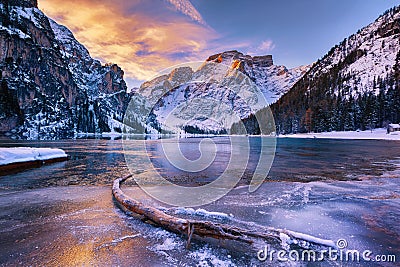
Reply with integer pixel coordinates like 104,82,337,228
0,0,130,139
206,51,273,69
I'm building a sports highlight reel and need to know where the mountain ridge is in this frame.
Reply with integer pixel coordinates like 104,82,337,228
234,5,400,135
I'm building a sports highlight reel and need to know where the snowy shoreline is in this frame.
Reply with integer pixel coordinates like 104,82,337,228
7,128,400,141
278,128,400,141
0,147,68,172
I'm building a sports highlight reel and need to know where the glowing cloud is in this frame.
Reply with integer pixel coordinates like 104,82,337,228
39,0,215,87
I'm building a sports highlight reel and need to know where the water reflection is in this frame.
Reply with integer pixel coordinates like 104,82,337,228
1,138,400,189
144,138,231,186
0,137,399,266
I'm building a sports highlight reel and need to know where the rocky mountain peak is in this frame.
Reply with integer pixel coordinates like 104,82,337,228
130,49,311,134
206,50,273,69
253,55,274,68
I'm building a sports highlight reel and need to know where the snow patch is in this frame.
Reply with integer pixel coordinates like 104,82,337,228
284,230,336,248
0,147,67,166
189,247,236,267
280,128,400,140
171,207,234,220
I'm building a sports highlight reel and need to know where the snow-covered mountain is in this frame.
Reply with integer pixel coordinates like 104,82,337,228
125,51,310,134
265,6,400,134
0,0,130,139
307,8,399,96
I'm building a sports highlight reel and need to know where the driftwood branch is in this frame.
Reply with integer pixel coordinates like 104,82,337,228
112,175,336,250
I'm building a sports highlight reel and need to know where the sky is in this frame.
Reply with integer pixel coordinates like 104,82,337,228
39,0,399,88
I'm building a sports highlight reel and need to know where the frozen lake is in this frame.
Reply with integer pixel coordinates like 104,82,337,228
0,137,399,266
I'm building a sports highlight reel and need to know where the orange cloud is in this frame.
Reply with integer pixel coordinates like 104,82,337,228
39,0,216,86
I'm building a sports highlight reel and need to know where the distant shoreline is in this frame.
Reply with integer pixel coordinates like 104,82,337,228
2,128,400,141
278,128,400,141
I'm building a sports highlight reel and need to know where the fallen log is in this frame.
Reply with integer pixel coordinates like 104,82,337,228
112,175,336,250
